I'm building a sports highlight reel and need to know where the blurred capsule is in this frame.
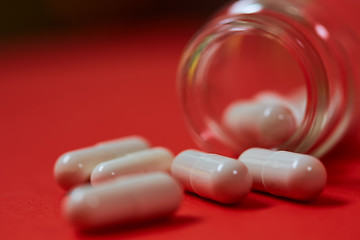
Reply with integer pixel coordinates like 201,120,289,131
171,150,252,204
255,91,305,124
91,147,174,185
63,172,183,229
239,148,327,201
223,100,297,147
54,136,150,190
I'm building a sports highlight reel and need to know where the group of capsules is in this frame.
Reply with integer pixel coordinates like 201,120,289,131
53,90,325,230
54,136,327,230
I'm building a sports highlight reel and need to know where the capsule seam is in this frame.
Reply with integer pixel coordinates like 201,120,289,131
261,154,274,194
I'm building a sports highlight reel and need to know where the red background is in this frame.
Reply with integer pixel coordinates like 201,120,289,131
1,1,360,239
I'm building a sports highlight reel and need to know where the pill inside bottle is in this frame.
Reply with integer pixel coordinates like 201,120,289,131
54,136,150,190
254,90,306,125
63,172,183,230
222,100,297,148
239,148,327,201
91,147,174,185
171,150,252,204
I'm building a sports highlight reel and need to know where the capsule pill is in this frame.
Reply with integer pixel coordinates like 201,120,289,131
91,147,174,185
223,100,297,147
239,148,327,201
54,136,150,190
63,172,183,229
255,91,305,124
171,150,252,204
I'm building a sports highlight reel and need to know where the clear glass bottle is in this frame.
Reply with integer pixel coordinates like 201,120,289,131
177,0,359,158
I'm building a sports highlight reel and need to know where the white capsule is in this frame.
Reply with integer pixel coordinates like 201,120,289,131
255,91,305,124
91,147,174,185
171,150,252,204
54,136,150,190
63,172,183,229
238,148,327,201
223,100,297,148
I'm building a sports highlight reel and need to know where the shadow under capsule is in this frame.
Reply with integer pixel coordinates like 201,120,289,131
76,215,202,237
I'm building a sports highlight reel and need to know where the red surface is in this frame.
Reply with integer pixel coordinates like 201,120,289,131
1,17,360,240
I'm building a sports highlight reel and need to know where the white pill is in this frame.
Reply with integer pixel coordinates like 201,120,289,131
238,148,327,201
63,172,183,229
222,100,297,147
91,147,174,185
255,91,305,124
171,150,252,204
54,136,150,190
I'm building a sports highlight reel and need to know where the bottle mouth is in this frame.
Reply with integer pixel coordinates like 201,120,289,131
178,11,354,158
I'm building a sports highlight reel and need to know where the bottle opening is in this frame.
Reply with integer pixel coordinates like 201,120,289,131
178,10,353,158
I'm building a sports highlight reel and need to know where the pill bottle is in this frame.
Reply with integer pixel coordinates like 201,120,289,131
177,0,359,158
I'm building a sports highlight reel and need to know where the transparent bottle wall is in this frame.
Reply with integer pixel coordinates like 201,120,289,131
178,0,358,158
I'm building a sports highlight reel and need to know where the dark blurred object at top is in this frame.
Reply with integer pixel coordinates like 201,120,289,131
0,0,226,37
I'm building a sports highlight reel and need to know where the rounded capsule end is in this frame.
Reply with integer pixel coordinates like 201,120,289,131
54,153,89,190
90,163,106,186
259,104,297,146
211,160,252,204
286,155,327,201
62,185,95,228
